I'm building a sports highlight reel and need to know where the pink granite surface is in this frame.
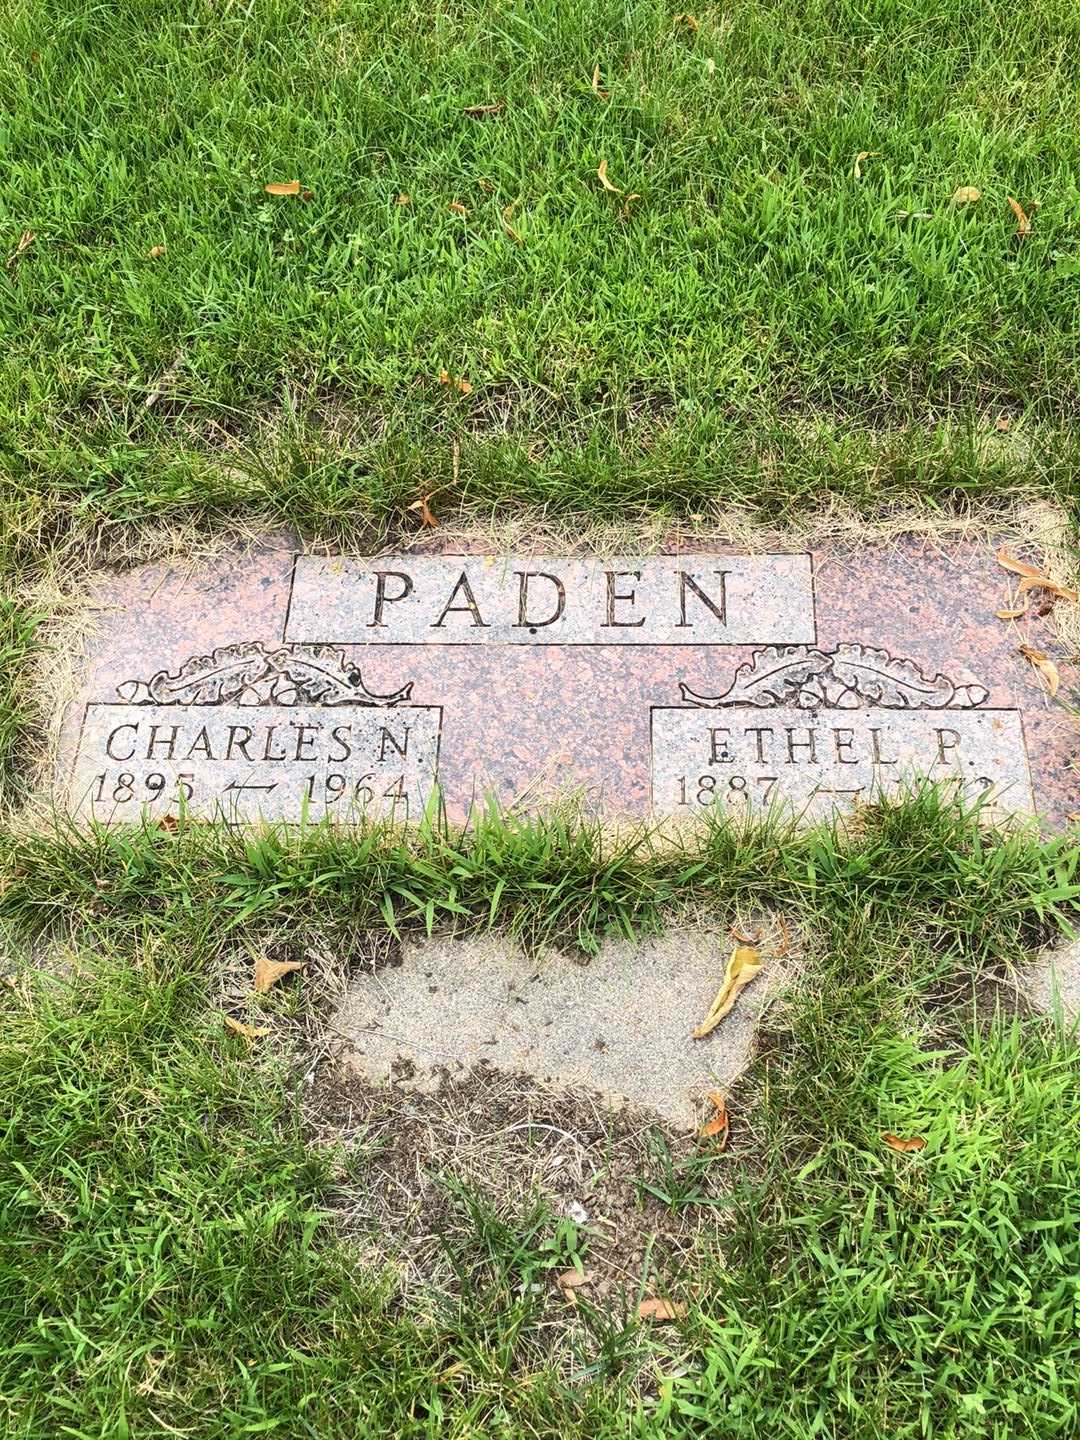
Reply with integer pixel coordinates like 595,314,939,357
58,533,1078,828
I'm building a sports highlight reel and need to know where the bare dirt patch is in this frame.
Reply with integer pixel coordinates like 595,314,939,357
301,1058,744,1315
285,924,794,1322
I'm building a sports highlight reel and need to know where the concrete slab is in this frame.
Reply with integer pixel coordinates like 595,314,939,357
1024,935,1080,1025
329,928,793,1129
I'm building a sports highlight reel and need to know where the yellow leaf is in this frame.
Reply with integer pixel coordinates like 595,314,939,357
597,158,623,194
224,1015,271,1040
252,956,303,994
265,180,301,196
673,13,700,30
408,495,438,528
699,1091,730,1146
592,63,610,100
449,200,470,216
396,193,411,206
638,1297,687,1322
438,369,471,395
950,186,981,204
993,415,1011,431
693,944,762,1039
995,606,1027,620
147,244,166,259
853,150,881,180
1018,575,1078,603
1007,196,1031,236
1019,644,1060,699
995,549,1047,582
882,1133,926,1153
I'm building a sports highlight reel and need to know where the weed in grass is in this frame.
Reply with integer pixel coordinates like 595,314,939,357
631,1130,727,1215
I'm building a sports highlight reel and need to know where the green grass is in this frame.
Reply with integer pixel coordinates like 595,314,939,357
2,5,1079,1434
2,797,1078,1437
3,0,1080,567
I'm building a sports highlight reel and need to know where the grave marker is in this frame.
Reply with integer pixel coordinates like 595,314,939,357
58,539,1072,827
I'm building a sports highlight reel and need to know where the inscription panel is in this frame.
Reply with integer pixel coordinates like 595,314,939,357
651,707,1034,820
69,703,441,824
285,553,816,645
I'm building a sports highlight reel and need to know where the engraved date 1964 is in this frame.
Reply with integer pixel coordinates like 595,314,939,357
86,768,416,818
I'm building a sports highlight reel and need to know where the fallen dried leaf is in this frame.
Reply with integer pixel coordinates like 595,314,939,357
555,1268,595,1290
638,1297,687,1322
1007,196,1031,237
693,944,762,1039
147,244,166,259
853,150,880,180
438,369,472,395
449,200,470,216
592,63,610,100
1018,575,1078,603
224,1015,271,1040
699,1091,730,1147
155,813,181,832
1019,644,1060,699
597,158,624,194
252,955,303,994
1068,812,1080,823
951,185,981,204
995,606,1027,620
996,549,1047,582
265,179,301,196
396,193,411,206
673,13,700,30
500,199,523,244
882,1133,926,1153
993,415,1011,431
5,230,35,267
408,495,438,528
463,102,504,116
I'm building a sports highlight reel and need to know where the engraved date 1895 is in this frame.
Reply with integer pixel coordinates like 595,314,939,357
87,768,414,817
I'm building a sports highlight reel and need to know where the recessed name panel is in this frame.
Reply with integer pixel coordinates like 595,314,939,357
70,701,441,825
284,554,816,646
